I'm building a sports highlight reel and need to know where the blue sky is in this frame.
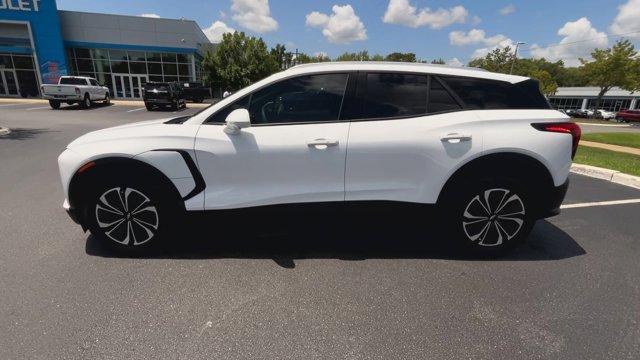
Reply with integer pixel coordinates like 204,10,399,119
56,0,640,66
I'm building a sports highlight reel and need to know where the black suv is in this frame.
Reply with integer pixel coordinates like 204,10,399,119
143,82,186,111
181,82,211,103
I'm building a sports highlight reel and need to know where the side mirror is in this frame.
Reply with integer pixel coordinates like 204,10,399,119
224,108,251,135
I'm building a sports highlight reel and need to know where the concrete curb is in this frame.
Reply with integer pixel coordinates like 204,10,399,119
0,127,11,136
571,163,640,190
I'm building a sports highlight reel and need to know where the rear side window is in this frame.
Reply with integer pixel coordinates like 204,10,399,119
356,73,428,119
428,78,461,113
441,77,550,110
60,77,88,85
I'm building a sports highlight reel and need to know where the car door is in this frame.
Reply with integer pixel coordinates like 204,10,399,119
194,72,352,210
344,72,483,204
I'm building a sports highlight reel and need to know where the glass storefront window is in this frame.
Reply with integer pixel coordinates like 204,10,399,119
129,61,147,74
76,59,94,72
128,51,146,62
93,60,110,73
162,53,176,63
163,63,177,76
90,49,109,61
149,75,163,82
110,61,129,73
75,48,91,59
13,56,34,70
147,62,162,75
178,64,190,77
177,53,189,63
164,76,178,83
147,52,162,62
0,55,13,68
109,50,129,61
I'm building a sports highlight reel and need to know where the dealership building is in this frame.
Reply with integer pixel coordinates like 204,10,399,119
0,0,214,99
548,87,639,112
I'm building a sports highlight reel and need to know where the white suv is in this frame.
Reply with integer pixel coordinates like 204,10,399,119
58,62,580,256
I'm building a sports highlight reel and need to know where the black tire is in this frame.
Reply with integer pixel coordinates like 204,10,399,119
84,177,179,255
49,100,61,109
80,94,91,109
194,98,203,103
440,178,535,257
145,103,154,111
103,93,110,105
171,100,178,111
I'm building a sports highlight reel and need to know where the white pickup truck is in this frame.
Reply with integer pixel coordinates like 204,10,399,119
41,76,110,109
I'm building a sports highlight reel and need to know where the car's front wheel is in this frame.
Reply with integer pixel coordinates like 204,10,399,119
442,180,535,257
86,180,176,254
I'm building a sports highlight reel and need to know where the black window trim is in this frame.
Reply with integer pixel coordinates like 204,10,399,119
203,71,356,126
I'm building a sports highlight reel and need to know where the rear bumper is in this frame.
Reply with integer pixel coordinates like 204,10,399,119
43,95,82,101
144,98,173,104
538,179,570,218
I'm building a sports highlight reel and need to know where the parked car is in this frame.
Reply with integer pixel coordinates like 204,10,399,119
182,82,211,103
58,62,579,256
615,109,640,123
595,109,616,120
41,76,110,109
142,82,186,111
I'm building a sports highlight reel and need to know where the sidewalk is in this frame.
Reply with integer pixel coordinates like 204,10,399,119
580,140,640,156
0,97,212,108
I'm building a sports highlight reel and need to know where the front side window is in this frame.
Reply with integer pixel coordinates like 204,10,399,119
247,73,348,124
356,73,429,120
206,95,251,124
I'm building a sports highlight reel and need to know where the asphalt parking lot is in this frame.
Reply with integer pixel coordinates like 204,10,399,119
1,101,640,359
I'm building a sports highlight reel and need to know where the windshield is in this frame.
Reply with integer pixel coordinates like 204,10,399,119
145,83,169,91
59,77,88,85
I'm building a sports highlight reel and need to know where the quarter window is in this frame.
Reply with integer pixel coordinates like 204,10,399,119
441,76,550,110
247,73,348,124
428,78,461,113
356,73,428,119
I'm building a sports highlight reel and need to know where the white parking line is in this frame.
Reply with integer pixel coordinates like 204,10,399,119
26,106,51,111
561,199,640,209
127,107,146,113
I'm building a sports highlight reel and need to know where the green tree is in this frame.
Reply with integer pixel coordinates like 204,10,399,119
468,47,514,73
580,39,640,109
270,44,293,70
385,52,417,62
202,32,278,92
335,51,370,61
431,58,446,65
371,54,385,61
529,69,558,96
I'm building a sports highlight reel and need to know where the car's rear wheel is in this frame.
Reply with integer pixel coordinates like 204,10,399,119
145,103,154,111
442,179,535,257
85,179,178,254
80,94,91,109
49,100,61,109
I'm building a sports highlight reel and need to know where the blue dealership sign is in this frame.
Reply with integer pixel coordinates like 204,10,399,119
0,0,67,83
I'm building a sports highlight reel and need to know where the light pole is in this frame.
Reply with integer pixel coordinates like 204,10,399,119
510,41,526,74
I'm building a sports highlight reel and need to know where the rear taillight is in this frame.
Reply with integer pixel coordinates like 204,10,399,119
75,87,81,95
532,122,582,159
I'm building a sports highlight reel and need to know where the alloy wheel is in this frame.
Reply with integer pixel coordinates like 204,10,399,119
461,188,525,247
95,187,159,246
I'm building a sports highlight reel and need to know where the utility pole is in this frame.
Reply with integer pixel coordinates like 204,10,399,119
510,41,526,74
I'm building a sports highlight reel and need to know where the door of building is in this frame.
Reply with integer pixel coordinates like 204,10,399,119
0,69,20,97
112,74,148,99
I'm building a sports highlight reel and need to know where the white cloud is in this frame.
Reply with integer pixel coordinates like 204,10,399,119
530,17,608,66
202,21,235,43
609,0,640,38
499,4,516,16
449,29,509,46
383,0,468,29
231,0,278,33
140,13,160,18
305,5,367,44
447,58,464,67
470,39,516,59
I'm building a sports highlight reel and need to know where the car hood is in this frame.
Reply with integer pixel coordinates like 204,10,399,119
67,118,172,149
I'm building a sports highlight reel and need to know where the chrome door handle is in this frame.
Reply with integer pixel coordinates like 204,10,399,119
441,133,472,143
307,139,339,148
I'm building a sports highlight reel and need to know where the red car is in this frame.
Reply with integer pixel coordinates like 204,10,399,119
616,109,640,123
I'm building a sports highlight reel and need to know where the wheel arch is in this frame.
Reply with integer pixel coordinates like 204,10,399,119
437,152,556,214
67,156,186,225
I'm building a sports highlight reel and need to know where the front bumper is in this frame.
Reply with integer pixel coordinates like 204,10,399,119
538,179,570,218
63,199,81,225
